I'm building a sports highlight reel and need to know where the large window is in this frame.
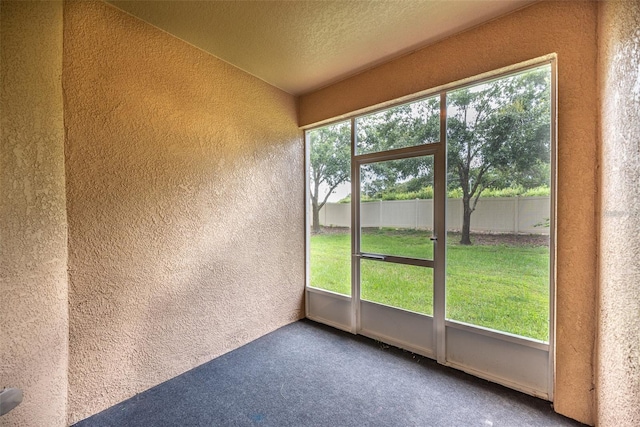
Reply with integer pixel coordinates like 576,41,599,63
445,65,552,341
308,121,352,296
306,62,553,342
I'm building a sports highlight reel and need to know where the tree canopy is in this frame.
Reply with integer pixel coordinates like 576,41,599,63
357,97,439,199
308,66,551,244
447,67,551,244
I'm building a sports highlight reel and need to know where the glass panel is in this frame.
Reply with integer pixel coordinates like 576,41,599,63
361,259,433,315
360,156,434,260
445,64,552,341
355,96,440,155
308,121,351,296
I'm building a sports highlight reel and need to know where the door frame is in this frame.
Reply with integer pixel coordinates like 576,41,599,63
351,142,443,357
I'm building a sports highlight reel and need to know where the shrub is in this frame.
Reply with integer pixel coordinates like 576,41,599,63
338,185,550,202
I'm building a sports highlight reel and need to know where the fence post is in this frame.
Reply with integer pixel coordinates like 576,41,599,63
415,198,419,230
379,199,383,229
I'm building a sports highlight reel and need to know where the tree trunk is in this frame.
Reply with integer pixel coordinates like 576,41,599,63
312,203,321,233
460,196,473,245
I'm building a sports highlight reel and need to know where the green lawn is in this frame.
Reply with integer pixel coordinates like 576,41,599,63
310,228,550,341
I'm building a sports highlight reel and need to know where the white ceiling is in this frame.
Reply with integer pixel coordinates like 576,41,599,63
108,0,537,95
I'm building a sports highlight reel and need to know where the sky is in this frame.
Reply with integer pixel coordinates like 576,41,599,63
319,181,351,203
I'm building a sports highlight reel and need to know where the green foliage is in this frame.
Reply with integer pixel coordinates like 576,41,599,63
309,122,351,195
338,185,549,202
521,186,552,197
357,97,440,198
309,121,351,231
312,66,552,242
446,65,552,243
447,188,463,199
534,217,551,228
357,97,440,154
382,186,434,200
446,68,552,194
479,185,550,198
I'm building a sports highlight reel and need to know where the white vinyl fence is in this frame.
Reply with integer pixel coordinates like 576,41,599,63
317,197,550,235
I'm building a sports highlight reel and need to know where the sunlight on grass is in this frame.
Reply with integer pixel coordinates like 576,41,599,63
310,228,549,341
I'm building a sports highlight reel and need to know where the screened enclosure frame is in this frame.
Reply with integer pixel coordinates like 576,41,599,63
304,54,557,400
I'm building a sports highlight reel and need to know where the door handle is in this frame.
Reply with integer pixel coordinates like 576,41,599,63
430,236,438,241
358,253,386,261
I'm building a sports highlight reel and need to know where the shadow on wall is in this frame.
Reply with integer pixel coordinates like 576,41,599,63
64,1,304,422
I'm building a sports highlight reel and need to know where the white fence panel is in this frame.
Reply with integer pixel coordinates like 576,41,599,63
417,200,434,229
471,198,517,233
360,201,381,228
381,199,419,229
446,199,463,231
317,197,550,235
323,202,350,227
517,197,550,234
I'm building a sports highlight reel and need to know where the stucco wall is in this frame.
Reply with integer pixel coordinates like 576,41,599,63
0,1,68,426
298,1,598,424
63,1,304,423
598,1,640,425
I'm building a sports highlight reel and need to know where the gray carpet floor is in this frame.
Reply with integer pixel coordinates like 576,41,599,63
74,319,585,426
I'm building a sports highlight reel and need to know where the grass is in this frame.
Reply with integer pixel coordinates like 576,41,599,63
310,228,550,341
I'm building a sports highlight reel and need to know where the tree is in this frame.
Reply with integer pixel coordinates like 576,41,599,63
308,69,550,242
357,98,440,199
447,68,551,244
309,122,351,233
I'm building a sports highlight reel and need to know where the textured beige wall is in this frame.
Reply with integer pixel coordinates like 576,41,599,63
0,1,68,426
63,1,304,423
598,1,640,425
299,1,598,424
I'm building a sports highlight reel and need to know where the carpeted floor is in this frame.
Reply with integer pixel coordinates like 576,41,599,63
74,319,584,426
